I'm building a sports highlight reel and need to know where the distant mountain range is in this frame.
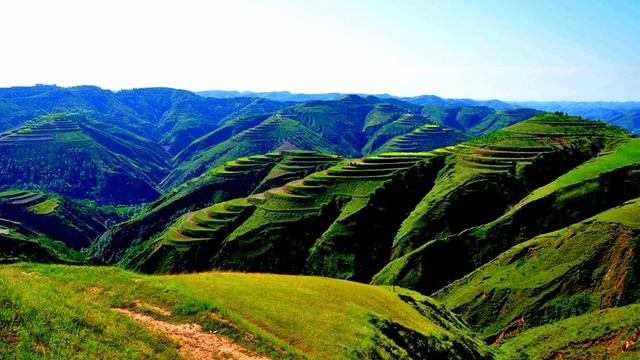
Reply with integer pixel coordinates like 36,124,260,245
199,90,640,133
198,89,515,110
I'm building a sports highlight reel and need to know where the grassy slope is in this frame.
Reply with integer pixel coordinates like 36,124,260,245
0,113,164,203
496,304,640,359
127,152,447,279
372,114,632,294
434,198,640,339
0,189,127,249
0,263,490,359
392,114,627,257
0,220,85,264
123,115,632,284
94,151,339,264
164,115,341,187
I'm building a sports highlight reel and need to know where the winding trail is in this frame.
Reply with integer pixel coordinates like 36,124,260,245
114,307,271,360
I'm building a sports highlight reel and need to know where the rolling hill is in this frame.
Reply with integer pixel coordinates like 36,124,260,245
2,86,537,195
94,150,341,263
0,262,491,359
0,189,126,249
2,85,640,359
164,95,537,186
109,114,632,281
434,198,640,340
0,113,165,203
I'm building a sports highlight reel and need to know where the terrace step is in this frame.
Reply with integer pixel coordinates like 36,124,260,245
10,193,45,206
264,187,313,202
283,180,325,196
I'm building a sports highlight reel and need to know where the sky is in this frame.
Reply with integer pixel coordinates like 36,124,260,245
0,0,638,101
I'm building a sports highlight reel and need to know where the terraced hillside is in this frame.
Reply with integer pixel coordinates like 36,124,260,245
373,115,632,293
0,113,166,203
117,88,290,154
363,113,436,153
167,96,542,186
375,124,468,153
0,85,545,198
0,85,290,154
0,217,85,264
421,105,542,135
163,114,342,187
0,263,491,359
114,115,632,282
125,152,445,275
0,189,125,249
94,151,342,263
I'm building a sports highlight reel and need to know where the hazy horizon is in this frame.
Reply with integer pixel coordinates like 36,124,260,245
1,0,639,101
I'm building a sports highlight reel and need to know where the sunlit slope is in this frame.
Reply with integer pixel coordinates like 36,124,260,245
126,152,446,276
375,123,468,153
374,132,637,294
166,96,540,185
421,105,542,136
94,150,341,263
0,263,491,359
496,304,640,359
435,198,640,340
123,114,631,284
163,114,341,187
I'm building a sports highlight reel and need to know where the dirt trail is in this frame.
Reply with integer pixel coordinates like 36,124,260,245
114,308,271,360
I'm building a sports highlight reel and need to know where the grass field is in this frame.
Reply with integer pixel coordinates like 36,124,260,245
497,304,640,359
0,263,489,359
28,198,60,215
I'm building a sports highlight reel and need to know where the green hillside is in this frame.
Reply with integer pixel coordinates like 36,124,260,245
497,304,640,359
123,151,443,276
375,133,638,294
168,96,531,185
118,113,631,281
2,85,639,359
0,219,85,264
94,150,341,263
0,263,490,359
375,123,468,153
0,113,166,203
421,105,542,135
0,189,127,249
435,198,640,340
163,114,342,187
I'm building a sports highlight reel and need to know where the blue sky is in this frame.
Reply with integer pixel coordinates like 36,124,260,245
0,0,638,100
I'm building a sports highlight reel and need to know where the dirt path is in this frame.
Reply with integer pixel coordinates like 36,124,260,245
114,308,271,360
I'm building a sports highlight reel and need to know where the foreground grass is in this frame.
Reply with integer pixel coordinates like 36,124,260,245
0,263,487,359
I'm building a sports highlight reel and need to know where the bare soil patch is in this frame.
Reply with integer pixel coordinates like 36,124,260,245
114,308,271,360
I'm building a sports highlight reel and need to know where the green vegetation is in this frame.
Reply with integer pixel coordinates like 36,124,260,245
28,198,59,215
0,113,165,203
0,189,128,249
163,115,342,187
435,198,640,339
0,263,490,359
497,304,640,359
372,114,633,294
93,150,339,264
0,219,86,264
125,151,445,277
2,86,640,359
